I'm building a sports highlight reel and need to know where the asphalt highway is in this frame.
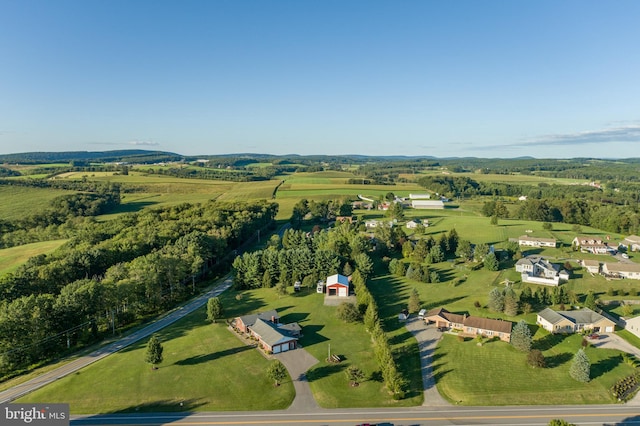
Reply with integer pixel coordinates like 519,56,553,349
70,405,640,426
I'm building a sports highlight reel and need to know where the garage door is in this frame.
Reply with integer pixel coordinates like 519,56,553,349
605,326,614,332
273,345,281,354
338,287,347,297
280,344,289,352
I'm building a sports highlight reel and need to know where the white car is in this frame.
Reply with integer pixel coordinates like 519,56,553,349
418,308,427,319
622,253,629,259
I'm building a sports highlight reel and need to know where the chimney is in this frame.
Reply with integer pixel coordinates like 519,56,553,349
271,316,276,324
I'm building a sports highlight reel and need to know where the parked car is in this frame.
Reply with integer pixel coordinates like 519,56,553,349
622,253,629,259
588,333,600,339
418,308,427,319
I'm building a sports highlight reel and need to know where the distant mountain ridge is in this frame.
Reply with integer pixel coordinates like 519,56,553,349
0,150,182,164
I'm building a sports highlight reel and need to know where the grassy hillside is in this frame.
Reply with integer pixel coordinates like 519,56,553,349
0,240,68,276
0,186,76,220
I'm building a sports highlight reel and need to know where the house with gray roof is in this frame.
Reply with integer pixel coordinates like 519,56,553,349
515,255,569,286
622,235,640,252
518,235,557,248
249,318,299,354
537,307,615,334
602,262,640,279
233,309,280,333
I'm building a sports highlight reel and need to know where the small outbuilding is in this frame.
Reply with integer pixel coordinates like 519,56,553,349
325,274,350,297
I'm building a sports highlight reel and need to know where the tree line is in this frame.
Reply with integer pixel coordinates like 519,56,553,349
0,200,277,377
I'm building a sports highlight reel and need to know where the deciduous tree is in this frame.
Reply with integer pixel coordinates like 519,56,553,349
267,360,288,386
145,334,164,370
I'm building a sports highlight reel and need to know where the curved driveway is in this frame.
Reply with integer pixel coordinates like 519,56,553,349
0,277,233,404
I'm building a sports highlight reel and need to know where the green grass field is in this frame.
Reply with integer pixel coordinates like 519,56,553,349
18,306,295,413
433,332,634,405
0,186,76,220
0,240,68,276
216,287,423,408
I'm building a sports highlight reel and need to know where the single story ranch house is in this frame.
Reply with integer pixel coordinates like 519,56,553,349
536,307,615,334
232,310,301,354
424,307,513,342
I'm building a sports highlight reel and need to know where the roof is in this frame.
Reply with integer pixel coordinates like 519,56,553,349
574,235,605,244
539,308,614,326
463,316,512,334
604,262,640,273
537,307,568,325
326,274,349,287
279,323,302,334
516,255,559,272
425,307,465,323
582,259,600,267
250,318,297,347
237,310,279,327
623,235,640,244
518,235,556,243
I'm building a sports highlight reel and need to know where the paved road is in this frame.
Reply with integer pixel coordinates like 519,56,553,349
0,277,234,404
405,316,449,406
70,405,640,425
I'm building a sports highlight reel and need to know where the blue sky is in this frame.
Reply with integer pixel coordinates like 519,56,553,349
1,0,640,158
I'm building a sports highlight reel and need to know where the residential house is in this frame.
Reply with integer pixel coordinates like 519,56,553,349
536,307,616,334
602,262,640,279
233,310,280,333
623,315,640,339
581,259,601,274
572,235,610,254
515,255,569,286
406,219,428,229
424,307,512,342
622,235,640,252
411,200,445,209
517,235,557,248
325,273,350,297
248,318,299,354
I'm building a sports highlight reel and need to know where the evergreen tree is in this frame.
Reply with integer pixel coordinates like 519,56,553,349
364,301,379,332
569,348,590,382
488,287,505,312
456,239,473,261
484,252,499,271
408,288,420,313
145,334,164,370
511,320,532,352
267,359,288,386
503,287,519,316
584,291,597,310
206,297,224,323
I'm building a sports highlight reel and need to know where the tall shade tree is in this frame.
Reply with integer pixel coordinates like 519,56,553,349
145,334,164,370
206,297,224,323
266,359,288,386
569,348,590,382
503,287,519,316
510,320,532,352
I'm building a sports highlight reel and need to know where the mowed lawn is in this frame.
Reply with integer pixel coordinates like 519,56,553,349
0,240,68,276
216,286,423,408
18,307,294,413
433,332,635,405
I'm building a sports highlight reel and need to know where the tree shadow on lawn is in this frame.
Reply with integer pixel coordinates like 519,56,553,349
591,355,622,380
545,352,573,368
220,291,267,319
280,311,309,324
174,345,254,366
306,362,346,382
298,324,329,346
97,398,206,414
533,332,569,351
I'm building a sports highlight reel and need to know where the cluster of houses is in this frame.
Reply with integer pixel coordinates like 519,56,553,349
421,306,617,342
514,234,640,283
